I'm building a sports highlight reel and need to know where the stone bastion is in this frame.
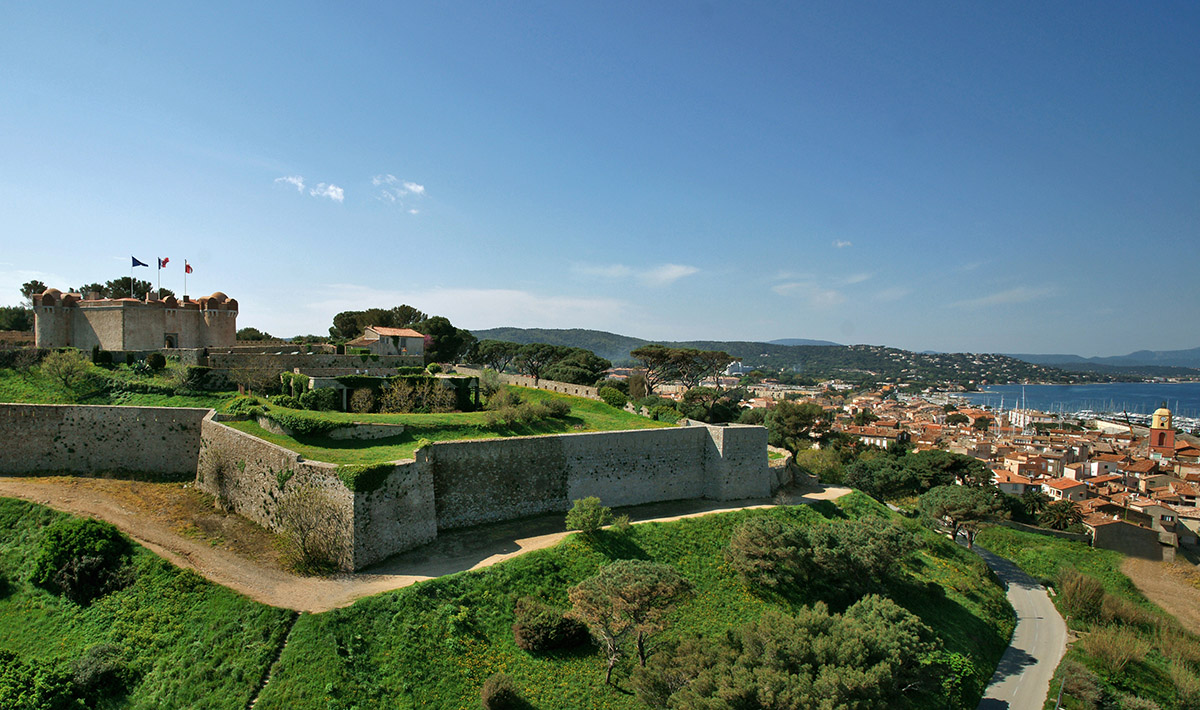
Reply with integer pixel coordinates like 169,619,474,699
0,403,776,570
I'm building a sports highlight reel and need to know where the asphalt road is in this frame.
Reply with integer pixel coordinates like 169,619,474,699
973,544,1069,710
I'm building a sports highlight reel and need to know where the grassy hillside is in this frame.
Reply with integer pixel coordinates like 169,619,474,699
225,387,670,465
0,361,232,409
976,526,1200,709
0,497,295,709
255,493,1013,710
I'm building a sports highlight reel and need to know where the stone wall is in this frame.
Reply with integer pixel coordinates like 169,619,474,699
207,352,422,373
0,404,206,479
454,367,600,400
352,457,437,568
197,413,357,568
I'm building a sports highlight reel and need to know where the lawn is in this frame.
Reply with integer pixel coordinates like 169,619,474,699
0,362,233,409
225,387,672,465
976,525,1200,709
0,497,295,709
255,493,1013,710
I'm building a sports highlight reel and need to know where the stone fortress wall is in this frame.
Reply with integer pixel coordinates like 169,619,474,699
1,403,773,570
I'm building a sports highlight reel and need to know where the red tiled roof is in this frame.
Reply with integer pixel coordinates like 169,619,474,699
366,326,424,337
1044,478,1086,490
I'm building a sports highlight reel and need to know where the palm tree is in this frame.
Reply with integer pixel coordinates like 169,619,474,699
1022,489,1051,518
1040,500,1083,531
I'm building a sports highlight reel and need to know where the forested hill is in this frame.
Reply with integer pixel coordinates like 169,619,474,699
470,328,1109,385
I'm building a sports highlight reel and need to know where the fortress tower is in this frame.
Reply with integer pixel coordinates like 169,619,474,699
1148,405,1176,460
33,289,237,351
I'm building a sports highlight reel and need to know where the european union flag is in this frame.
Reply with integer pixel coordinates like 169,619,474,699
132,256,149,267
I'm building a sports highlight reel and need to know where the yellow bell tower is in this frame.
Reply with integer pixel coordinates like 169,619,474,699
1149,405,1175,459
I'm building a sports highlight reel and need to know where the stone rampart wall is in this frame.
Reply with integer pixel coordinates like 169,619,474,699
0,404,206,479
352,457,437,568
207,352,421,373
454,367,600,400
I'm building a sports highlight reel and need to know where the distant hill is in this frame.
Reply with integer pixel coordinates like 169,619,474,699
769,337,841,347
1008,346,1200,372
470,327,1106,385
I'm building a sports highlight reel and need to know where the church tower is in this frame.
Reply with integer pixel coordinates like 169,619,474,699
1148,405,1176,459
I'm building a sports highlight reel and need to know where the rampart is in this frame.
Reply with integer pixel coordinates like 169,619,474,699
207,352,421,373
0,404,207,479
2,403,770,570
453,367,600,400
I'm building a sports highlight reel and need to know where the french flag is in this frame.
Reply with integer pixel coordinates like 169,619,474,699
158,257,169,269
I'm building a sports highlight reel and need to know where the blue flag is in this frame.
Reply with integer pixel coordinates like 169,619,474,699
132,256,149,268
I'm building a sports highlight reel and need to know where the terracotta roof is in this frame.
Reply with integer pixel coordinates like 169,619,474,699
366,326,424,338
1044,478,1086,490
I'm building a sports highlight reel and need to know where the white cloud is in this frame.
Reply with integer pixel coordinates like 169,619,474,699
952,285,1054,309
274,175,305,192
640,264,700,287
842,272,873,285
309,183,345,203
771,281,846,307
408,209,419,215
572,262,699,287
373,174,426,206
832,239,852,249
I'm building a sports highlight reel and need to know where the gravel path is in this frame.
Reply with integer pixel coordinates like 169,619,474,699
0,476,850,612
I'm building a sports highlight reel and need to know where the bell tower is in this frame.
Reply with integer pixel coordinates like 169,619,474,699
1148,405,1175,459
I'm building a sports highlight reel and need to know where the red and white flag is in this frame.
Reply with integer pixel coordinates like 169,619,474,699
184,261,193,274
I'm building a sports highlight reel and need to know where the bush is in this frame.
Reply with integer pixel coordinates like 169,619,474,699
146,352,166,370
479,368,502,397
426,363,443,374
650,405,680,423
223,395,265,418
31,517,131,605
724,515,802,589
266,411,342,437
598,387,627,409
1060,659,1105,710
269,394,302,409
1057,568,1107,623
72,643,134,703
512,597,590,652
486,386,523,410
349,387,376,413
1081,625,1149,675
565,497,613,534
1101,594,1158,629
91,346,113,367
480,672,524,710
542,398,571,418
0,650,77,710
299,387,340,411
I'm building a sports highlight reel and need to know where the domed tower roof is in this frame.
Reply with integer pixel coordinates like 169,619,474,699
1152,407,1172,430
209,291,228,302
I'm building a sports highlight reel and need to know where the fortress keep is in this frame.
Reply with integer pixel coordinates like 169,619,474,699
33,289,237,351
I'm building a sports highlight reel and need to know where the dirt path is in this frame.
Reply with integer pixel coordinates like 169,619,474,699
0,476,851,613
1122,556,1200,635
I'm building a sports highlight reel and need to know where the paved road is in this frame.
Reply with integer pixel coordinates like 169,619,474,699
973,544,1068,710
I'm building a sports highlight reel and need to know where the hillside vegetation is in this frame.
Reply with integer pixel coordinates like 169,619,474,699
0,497,294,709
976,526,1200,709
255,493,1013,709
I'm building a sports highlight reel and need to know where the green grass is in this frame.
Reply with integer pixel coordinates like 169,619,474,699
0,363,233,409
226,388,672,465
0,497,295,709
975,526,1200,709
256,493,1012,710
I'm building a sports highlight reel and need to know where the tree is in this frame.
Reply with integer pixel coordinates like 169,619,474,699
569,560,693,683
679,386,745,424
19,279,47,307
277,485,350,573
853,409,880,426
41,350,92,392
919,485,1004,548
472,340,522,373
972,416,993,432
543,348,612,386
843,457,915,501
414,316,472,363
75,282,108,298
328,304,429,340
236,327,273,341
672,348,736,390
943,403,958,413
1040,499,1083,531
627,372,648,400
904,449,991,488
629,345,676,394
724,515,802,589
765,400,830,454
945,412,969,426
516,342,568,384
103,277,152,300
0,306,32,331
32,517,131,605
1022,489,1051,518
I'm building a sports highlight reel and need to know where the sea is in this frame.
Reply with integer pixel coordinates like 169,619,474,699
961,382,1200,419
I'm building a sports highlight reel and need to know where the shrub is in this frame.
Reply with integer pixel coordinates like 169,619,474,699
72,643,134,703
0,650,77,710
724,515,802,589
486,386,522,410
479,368,502,397
516,402,551,423
1059,659,1105,710
1118,695,1162,710
146,352,166,370
278,486,348,574
1081,625,1149,675
565,497,613,534
269,394,302,409
1057,567,1106,622
299,387,339,411
542,398,572,418
266,411,342,437
650,405,680,423
31,517,131,605
426,362,443,374
1101,594,1158,629
512,597,590,652
598,387,627,409
349,387,376,413
91,346,113,367
480,672,524,710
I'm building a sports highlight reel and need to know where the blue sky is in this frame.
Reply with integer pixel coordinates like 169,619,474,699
2,2,1197,356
